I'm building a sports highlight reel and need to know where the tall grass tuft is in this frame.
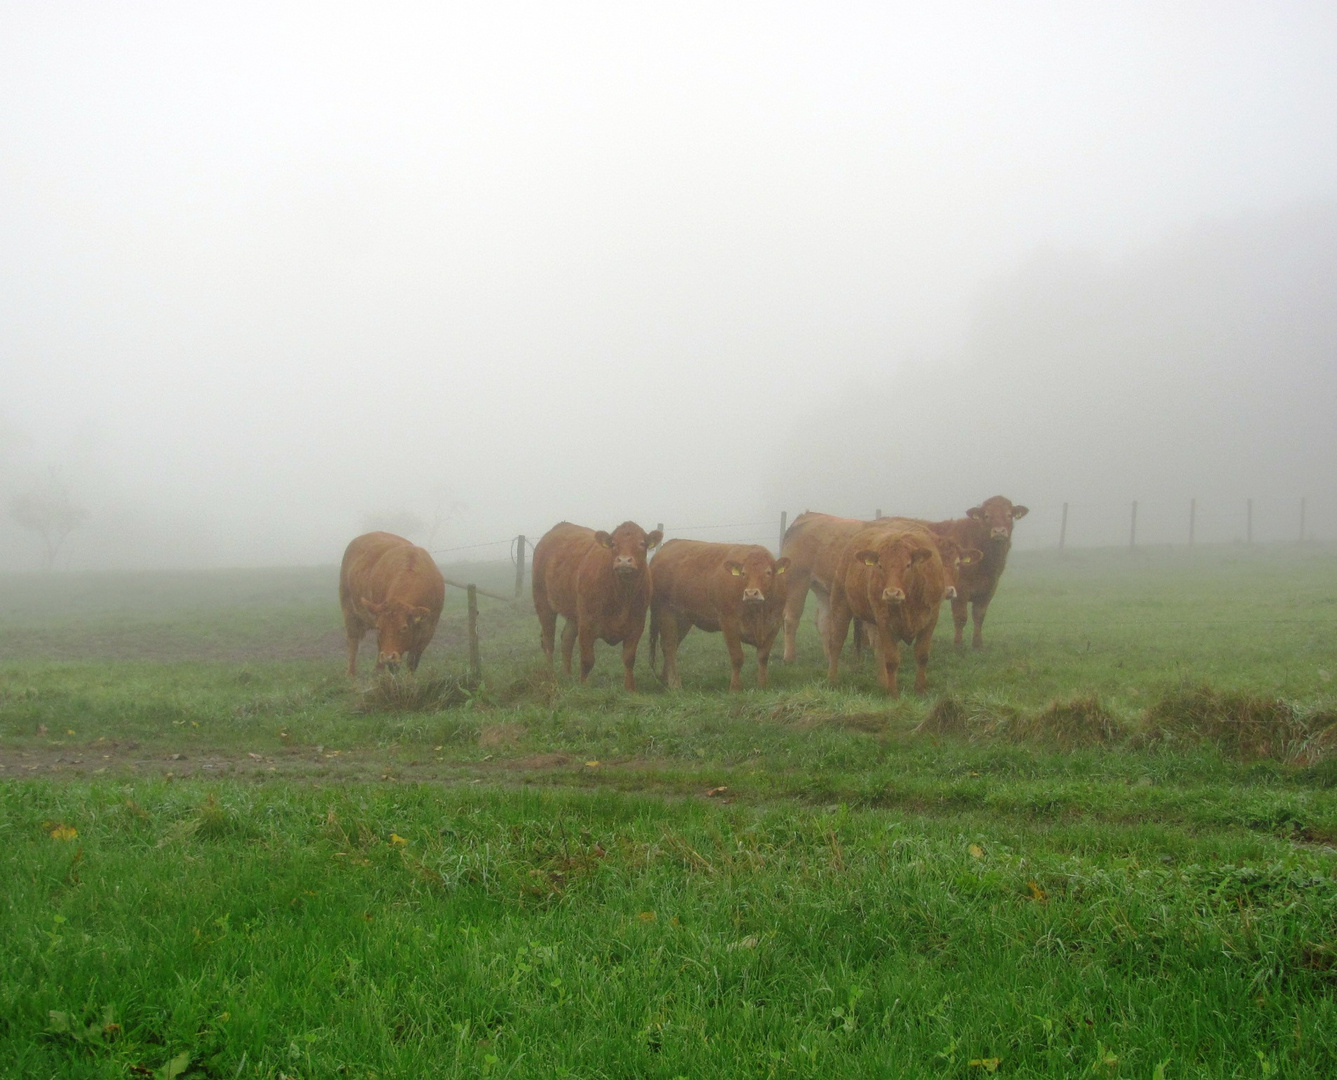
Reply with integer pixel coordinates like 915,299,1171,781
915,695,969,737
1003,693,1128,749
357,672,478,713
1139,685,1328,762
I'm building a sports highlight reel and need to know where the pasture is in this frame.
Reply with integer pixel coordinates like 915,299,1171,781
2,544,1336,1078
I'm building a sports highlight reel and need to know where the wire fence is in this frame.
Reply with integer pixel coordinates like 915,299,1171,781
429,496,1332,590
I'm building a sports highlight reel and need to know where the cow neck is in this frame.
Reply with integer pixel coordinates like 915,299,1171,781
984,537,1011,576
610,564,644,601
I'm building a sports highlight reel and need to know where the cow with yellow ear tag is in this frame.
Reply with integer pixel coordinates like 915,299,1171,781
826,523,948,697
648,540,791,691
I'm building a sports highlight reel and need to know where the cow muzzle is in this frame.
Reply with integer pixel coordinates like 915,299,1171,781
377,651,402,672
944,585,957,600
990,528,1010,540
613,557,638,576
881,587,905,603
742,588,765,604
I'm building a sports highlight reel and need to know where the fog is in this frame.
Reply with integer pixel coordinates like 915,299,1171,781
3,3,1336,570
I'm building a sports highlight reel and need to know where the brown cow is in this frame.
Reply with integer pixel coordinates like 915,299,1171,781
339,531,445,677
921,496,1028,649
648,540,791,691
857,517,981,656
826,522,947,696
531,520,663,690
778,512,869,664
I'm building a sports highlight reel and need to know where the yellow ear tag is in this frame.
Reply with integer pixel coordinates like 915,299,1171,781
730,566,743,576
776,565,786,574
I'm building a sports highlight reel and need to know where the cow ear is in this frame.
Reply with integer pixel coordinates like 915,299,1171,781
774,557,791,574
966,506,985,521
645,529,663,550
856,549,879,567
1011,504,1029,519
594,531,614,548
725,561,744,577
911,547,934,564
960,548,983,565
410,605,431,623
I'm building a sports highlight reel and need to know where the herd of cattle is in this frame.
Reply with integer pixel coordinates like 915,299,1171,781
338,497,1029,697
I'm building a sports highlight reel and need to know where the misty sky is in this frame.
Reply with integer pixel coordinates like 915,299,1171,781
3,3,1336,569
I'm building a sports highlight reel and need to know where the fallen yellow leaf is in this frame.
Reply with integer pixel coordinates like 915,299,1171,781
1028,880,1048,902
50,824,78,841
585,760,600,767
390,833,408,845
968,844,984,859
969,1058,1001,1073
637,911,656,922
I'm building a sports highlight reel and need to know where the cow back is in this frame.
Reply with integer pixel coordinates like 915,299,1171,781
781,512,868,594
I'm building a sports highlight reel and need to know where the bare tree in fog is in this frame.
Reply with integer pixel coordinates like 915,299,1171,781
10,471,88,569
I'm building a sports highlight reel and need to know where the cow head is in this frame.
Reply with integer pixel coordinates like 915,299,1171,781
855,537,935,607
361,597,433,671
966,496,1029,544
595,521,663,579
725,552,791,606
932,535,983,600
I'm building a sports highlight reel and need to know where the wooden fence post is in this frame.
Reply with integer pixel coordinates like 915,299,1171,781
1247,498,1253,544
514,535,526,598
657,523,664,536
875,508,882,520
1189,498,1196,546
1059,502,1068,550
1129,501,1138,551
467,585,481,684
779,511,787,554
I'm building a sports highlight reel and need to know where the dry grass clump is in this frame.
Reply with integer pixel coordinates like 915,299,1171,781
914,695,1023,741
499,665,560,706
915,696,969,737
1139,685,1331,763
357,673,477,713
1001,694,1128,749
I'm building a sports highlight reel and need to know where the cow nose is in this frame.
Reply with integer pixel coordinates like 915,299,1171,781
742,587,764,603
882,587,905,602
613,557,636,575
944,585,957,599
991,527,1009,539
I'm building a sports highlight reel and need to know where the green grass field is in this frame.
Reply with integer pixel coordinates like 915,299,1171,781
2,544,1336,1078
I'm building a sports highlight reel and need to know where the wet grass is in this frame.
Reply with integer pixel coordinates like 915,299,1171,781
2,543,1337,1075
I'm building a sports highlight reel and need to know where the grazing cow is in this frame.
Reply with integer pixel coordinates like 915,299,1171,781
339,532,445,677
648,540,791,691
778,512,869,664
921,496,1028,649
826,522,947,696
531,520,663,690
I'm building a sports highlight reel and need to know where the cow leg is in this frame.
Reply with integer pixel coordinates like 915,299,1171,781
620,636,639,692
560,619,578,677
721,621,745,692
950,595,968,648
537,605,559,669
661,615,684,689
755,630,778,690
577,624,598,683
880,634,903,698
825,600,852,684
971,599,989,650
814,591,833,662
781,573,810,664
912,632,932,694
345,630,362,678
